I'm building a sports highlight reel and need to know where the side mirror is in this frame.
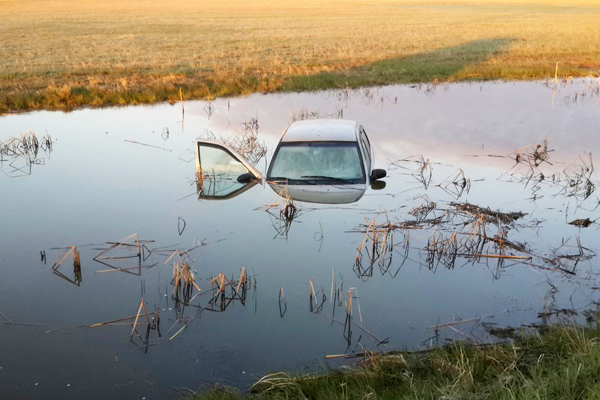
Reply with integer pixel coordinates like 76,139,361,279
237,172,256,183
371,180,386,190
370,169,387,181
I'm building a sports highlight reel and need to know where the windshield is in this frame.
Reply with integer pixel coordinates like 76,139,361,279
267,141,365,184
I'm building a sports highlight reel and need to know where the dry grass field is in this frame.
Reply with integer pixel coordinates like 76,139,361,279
1,0,599,111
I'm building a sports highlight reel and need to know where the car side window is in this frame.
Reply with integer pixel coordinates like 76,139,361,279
359,127,371,164
360,127,371,150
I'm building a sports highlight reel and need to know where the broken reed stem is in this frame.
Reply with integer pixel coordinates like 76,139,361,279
180,87,184,115
52,246,75,270
426,316,490,330
84,313,156,328
347,290,353,319
169,309,203,341
330,269,335,303
165,249,183,266
355,289,363,324
309,278,316,306
95,266,146,273
130,300,145,340
170,324,187,341
0,311,13,323
130,299,150,341
235,267,246,295
460,254,531,260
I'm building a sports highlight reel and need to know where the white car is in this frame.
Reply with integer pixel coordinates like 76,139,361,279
195,119,386,203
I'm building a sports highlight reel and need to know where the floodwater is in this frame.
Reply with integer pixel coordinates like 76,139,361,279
0,79,598,399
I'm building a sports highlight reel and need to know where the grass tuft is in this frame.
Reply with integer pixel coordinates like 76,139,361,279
187,324,600,399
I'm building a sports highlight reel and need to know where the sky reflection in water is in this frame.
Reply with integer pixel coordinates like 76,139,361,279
0,78,599,400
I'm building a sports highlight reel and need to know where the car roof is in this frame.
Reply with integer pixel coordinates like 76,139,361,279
281,119,359,142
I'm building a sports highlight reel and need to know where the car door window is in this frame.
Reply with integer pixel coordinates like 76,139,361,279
196,141,262,200
198,144,249,177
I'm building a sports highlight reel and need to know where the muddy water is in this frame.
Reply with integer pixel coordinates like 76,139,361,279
0,79,598,399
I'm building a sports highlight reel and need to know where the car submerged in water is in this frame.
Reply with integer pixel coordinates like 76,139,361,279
195,119,386,204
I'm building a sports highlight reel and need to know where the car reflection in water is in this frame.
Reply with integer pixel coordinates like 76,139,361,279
195,119,386,204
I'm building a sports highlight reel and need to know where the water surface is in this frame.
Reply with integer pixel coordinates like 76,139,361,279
0,78,599,399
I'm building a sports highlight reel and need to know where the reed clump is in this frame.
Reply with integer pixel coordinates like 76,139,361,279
208,268,250,312
0,130,53,177
351,194,591,279
222,117,267,166
259,189,302,239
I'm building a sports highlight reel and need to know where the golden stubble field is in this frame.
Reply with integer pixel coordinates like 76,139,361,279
0,0,599,110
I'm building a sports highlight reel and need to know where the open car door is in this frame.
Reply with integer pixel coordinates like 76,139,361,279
195,140,262,200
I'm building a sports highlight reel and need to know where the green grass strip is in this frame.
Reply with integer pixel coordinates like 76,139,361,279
188,324,600,400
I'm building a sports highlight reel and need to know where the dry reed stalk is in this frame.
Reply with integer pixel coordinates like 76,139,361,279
347,290,353,319
52,246,75,270
330,269,335,303
259,188,302,238
124,140,172,152
196,164,205,193
208,273,227,302
52,246,83,285
73,248,82,283
451,202,526,224
165,249,183,266
221,117,267,165
350,288,363,323
94,233,146,263
130,299,150,340
409,195,437,222
402,155,434,189
73,248,81,267
281,192,298,222
169,309,202,341
427,312,500,330
438,169,471,199
84,313,154,328
179,87,184,116
0,311,13,324
461,254,531,260
354,216,396,277
95,266,148,273
171,259,201,303
235,267,246,295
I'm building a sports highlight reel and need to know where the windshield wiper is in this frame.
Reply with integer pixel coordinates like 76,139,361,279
301,175,355,184
268,176,321,185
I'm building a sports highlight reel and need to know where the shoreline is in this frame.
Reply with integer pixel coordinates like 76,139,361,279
2,74,596,116
186,323,600,399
